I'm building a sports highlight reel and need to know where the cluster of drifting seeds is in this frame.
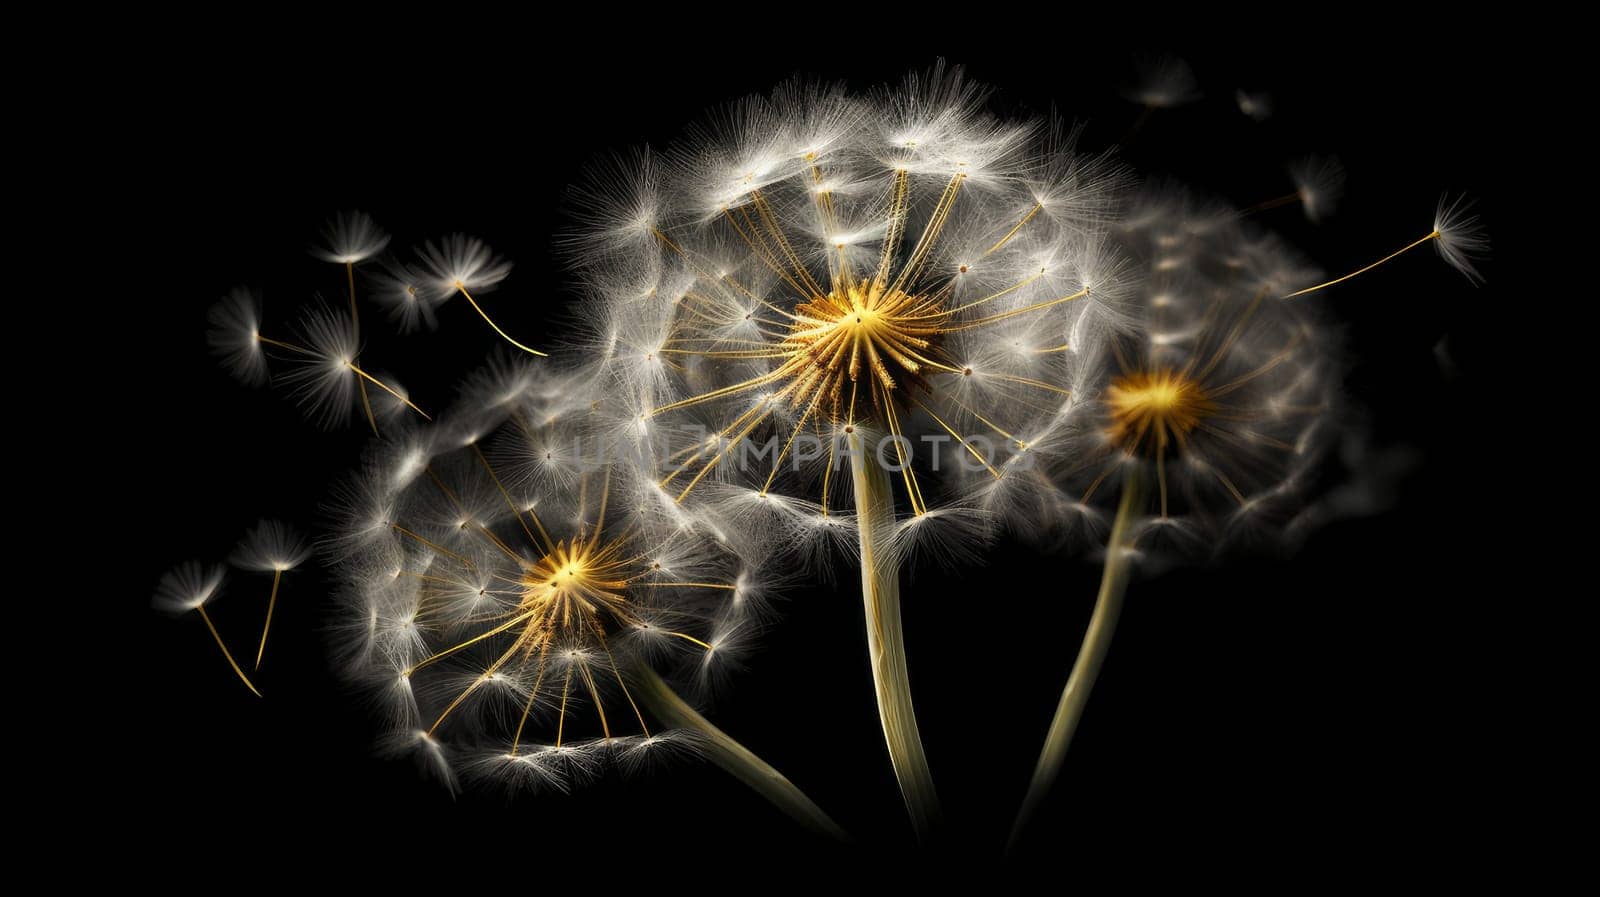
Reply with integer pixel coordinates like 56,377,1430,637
153,521,310,696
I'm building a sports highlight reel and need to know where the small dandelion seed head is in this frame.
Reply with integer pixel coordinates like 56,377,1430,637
373,260,446,332
418,234,513,297
1126,55,1201,108
1432,193,1489,284
312,210,391,265
206,287,269,387
152,561,226,615
273,303,408,430
231,519,313,572
1289,156,1346,224
1236,89,1272,121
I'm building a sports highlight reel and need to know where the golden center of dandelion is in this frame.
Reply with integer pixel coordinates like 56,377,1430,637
1105,368,1216,454
782,278,946,423
649,174,1092,508
512,537,637,657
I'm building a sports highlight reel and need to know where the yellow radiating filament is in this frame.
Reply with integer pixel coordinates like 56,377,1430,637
1105,368,1216,451
984,202,1043,256
1105,368,1216,518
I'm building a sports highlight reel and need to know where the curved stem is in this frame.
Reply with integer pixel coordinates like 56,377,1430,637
457,287,548,356
196,606,262,698
630,665,847,841
346,364,431,420
347,261,379,434
1280,232,1438,299
1008,467,1144,852
1238,192,1300,217
849,432,940,843
346,261,359,338
254,568,282,670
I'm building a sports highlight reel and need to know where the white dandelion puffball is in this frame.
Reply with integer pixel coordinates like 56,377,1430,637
333,362,761,792
572,66,1135,560
1040,188,1343,557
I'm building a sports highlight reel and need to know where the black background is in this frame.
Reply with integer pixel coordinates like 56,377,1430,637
123,46,1497,875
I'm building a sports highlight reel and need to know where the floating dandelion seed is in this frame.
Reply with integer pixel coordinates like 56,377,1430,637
153,562,261,697
312,211,393,432
371,260,443,333
207,287,269,387
1235,89,1272,121
1429,195,1491,284
1283,193,1489,297
1289,156,1346,223
1235,156,1345,223
578,66,1129,840
206,291,428,431
280,305,429,430
230,520,311,670
1126,56,1202,109
312,210,391,266
1119,55,1201,144
419,234,547,356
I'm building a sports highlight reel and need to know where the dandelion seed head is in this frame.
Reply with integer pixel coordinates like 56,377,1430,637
231,519,312,572
1290,156,1346,224
275,304,390,430
371,260,445,332
1433,194,1489,284
419,234,512,296
1126,56,1201,108
152,562,226,614
206,287,268,387
1236,89,1272,121
312,210,390,265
